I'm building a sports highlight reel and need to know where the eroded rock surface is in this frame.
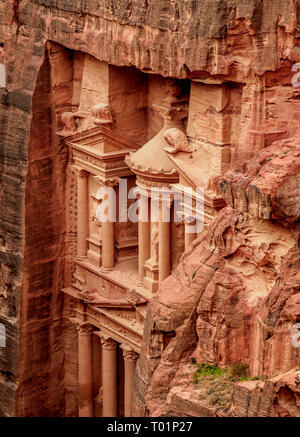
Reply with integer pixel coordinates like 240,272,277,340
0,0,300,417
134,142,300,417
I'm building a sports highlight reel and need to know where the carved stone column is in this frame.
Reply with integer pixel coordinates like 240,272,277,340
137,194,150,285
101,336,118,417
159,199,171,283
121,345,139,417
72,166,89,260
77,323,94,417
96,178,118,272
102,220,115,271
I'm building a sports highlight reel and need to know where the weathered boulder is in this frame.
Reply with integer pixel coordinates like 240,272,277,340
134,140,300,416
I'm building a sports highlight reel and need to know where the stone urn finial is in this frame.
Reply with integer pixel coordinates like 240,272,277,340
163,128,192,154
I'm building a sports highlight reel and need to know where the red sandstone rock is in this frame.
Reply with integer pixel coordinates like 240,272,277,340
134,138,300,416
0,0,300,418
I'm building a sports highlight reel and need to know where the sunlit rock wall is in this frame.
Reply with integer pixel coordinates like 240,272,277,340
0,0,299,416
134,139,300,417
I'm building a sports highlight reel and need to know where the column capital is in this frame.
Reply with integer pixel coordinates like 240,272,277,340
100,335,118,350
73,320,94,335
121,345,139,362
71,165,88,178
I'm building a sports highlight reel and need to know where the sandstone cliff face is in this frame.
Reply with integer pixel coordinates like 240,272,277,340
133,141,300,417
0,0,300,416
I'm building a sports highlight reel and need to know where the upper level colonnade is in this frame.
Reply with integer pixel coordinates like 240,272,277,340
57,53,228,417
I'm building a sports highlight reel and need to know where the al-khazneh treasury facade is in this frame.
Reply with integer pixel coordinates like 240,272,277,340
0,1,300,418
55,45,227,417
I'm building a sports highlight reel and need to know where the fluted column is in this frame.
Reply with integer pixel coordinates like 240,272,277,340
138,194,150,285
101,336,118,417
121,345,139,417
72,166,89,260
159,199,171,283
77,323,94,417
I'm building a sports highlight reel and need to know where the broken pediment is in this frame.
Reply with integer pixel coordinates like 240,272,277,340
66,125,140,155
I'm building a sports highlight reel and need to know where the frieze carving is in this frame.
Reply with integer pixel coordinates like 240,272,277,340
87,306,143,343
73,150,105,168
108,309,136,323
103,160,127,170
73,149,127,171
94,175,119,188
104,316,142,340
125,289,147,306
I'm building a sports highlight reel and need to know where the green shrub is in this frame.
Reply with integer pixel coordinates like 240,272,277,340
228,363,249,381
195,363,224,379
193,362,251,411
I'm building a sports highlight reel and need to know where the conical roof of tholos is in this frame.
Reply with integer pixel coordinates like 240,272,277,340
126,129,177,176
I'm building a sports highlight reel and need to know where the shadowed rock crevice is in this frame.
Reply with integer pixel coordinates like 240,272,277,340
0,0,300,417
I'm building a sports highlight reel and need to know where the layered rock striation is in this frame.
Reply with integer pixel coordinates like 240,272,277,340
0,0,299,416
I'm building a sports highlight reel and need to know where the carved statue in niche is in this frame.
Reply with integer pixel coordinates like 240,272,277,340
149,223,159,265
163,128,192,154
